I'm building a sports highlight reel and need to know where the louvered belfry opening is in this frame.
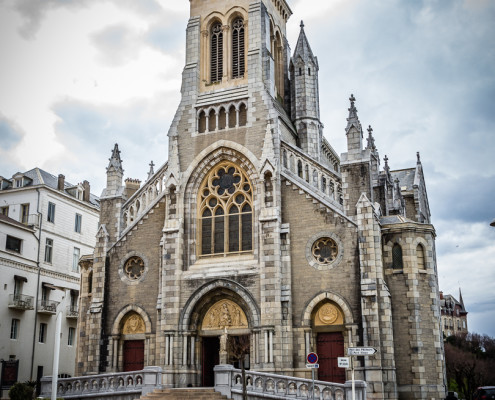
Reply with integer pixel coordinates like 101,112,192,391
232,18,245,79
211,23,223,83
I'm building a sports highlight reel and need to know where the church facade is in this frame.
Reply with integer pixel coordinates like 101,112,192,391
76,1,446,399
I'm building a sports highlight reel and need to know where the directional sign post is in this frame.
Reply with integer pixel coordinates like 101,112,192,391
347,347,377,356
306,353,318,400
347,347,378,400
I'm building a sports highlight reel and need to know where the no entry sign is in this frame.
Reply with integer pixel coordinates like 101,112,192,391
307,352,318,364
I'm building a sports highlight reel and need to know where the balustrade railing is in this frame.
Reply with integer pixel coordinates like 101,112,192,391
40,367,162,399
281,142,343,207
215,365,366,400
122,162,168,231
8,293,34,310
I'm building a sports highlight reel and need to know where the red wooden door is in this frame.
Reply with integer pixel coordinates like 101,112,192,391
317,332,345,383
202,336,220,387
123,340,144,372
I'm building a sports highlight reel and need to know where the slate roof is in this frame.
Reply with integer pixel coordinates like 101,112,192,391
390,168,416,192
380,215,416,225
3,167,100,208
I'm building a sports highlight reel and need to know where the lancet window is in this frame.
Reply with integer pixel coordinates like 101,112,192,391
199,162,253,256
211,23,223,83
232,18,245,78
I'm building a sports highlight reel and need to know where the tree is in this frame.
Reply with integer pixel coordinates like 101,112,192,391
228,335,250,400
445,332,495,400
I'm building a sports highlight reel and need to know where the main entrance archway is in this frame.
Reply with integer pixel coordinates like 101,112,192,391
313,301,346,383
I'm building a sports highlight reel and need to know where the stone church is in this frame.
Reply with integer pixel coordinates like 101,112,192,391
76,1,446,399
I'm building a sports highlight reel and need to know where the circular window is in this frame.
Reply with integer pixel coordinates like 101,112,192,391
312,237,338,264
305,232,343,271
124,256,145,280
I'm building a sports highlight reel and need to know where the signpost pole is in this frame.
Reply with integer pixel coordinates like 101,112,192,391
351,355,355,400
311,367,315,400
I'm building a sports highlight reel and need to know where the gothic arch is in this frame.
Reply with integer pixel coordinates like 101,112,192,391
111,304,153,335
301,291,354,327
179,279,261,331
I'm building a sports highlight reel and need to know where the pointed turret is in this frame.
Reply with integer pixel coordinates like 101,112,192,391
290,21,321,159
104,143,124,197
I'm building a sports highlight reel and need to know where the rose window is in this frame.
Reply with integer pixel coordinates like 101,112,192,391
124,256,145,280
312,237,338,264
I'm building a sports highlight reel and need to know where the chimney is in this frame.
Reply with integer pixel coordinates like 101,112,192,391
125,178,141,198
57,174,65,191
82,180,90,202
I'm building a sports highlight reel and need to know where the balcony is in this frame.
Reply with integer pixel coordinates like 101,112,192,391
66,305,78,319
8,294,34,310
37,299,60,314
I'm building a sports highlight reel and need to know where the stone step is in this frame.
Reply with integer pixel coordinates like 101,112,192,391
140,387,230,400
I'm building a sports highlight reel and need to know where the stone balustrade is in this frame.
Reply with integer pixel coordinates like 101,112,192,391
39,367,162,399
215,365,366,400
122,163,168,231
281,141,343,208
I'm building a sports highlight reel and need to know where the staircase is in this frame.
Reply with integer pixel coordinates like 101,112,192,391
139,387,230,400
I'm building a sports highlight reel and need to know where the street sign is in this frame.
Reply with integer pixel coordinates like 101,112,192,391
347,347,377,356
306,352,318,364
338,357,350,368
306,363,319,368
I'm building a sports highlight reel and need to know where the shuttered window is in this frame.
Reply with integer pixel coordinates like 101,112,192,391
232,18,245,78
211,23,223,83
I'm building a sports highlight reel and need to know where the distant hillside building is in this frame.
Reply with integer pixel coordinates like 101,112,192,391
0,169,99,392
76,1,446,399
440,291,468,337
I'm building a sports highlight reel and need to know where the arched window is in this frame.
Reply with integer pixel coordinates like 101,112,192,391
208,109,216,132
199,162,253,256
218,107,226,130
416,244,426,269
198,111,206,133
87,271,93,294
238,103,247,126
392,243,403,269
228,105,236,128
232,18,245,78
211,22,223,83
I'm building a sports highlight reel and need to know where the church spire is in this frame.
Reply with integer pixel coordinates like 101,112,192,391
147,161,155,181
293,20,317,65
366,125,376,151
107,143,123,173
346,94,362,134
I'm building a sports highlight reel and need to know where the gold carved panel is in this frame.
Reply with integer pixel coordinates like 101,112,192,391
314,303,344,326
202,299,248,330
122,313,145,334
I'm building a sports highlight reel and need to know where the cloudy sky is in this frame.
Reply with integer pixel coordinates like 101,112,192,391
0,0,494,336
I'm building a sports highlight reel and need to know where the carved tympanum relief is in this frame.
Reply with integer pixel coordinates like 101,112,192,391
314,303,344,326
122,313,145,334
202,299,248,330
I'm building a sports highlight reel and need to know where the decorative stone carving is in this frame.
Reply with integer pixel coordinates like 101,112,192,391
122,313,145,334
314,303,343,326
202,299,248,330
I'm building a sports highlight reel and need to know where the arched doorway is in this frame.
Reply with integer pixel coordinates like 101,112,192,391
121,312,146,372
200,299,250,386
313,301,346,383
